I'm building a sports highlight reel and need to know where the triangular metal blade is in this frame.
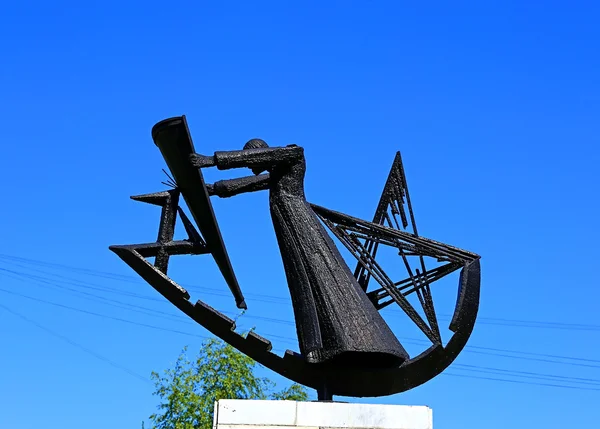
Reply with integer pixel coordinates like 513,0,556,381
131,189,178,206
177,207,206,246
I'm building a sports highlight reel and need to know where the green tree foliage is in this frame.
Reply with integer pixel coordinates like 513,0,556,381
146,338,309,429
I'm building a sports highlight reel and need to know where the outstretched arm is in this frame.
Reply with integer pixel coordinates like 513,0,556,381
207,174,271,198
190,145,303,171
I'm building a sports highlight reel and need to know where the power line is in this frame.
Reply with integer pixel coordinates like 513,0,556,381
442,372,600,392
0,287,209,340
453,363,600,386
4,286,600,393
0,266,288,327
0,267,192,324
2,267,600,369
457,344,600,364
0,301,150,385
3,285,600,393
1,252,599,331
0,266,164,303
4,254,600,393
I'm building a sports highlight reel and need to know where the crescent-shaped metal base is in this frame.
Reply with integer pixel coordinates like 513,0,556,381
110,244,480,398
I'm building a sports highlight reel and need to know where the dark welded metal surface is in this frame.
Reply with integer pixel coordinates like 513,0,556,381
110,115,482,400
150,117,246,310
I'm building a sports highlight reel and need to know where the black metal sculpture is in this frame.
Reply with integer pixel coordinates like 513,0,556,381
110,116,481,400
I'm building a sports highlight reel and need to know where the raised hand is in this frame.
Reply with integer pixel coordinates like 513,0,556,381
205,183,215,195
189,153,216,168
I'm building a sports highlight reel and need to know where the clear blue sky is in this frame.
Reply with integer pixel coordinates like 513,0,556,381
1,1,599,428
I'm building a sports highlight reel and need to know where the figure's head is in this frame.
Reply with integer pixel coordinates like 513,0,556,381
243,138,269,150
244,138,269,175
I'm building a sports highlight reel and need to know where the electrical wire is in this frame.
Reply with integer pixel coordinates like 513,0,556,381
0,301,150,384
2,285,600,392
2,253,600,392
2,266,600,369
441,372,600,391
1,252,599,331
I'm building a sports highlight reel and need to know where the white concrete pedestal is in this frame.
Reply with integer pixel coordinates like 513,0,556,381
213,400,432,429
